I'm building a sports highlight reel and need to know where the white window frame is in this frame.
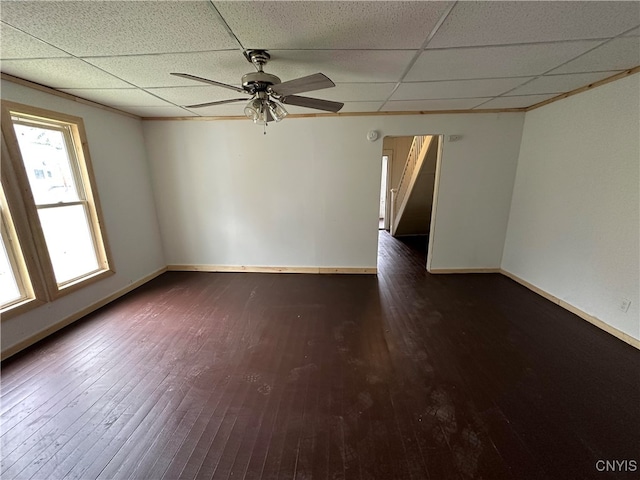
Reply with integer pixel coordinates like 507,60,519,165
0,134,47,319
0,184,35,314
1,101,114,308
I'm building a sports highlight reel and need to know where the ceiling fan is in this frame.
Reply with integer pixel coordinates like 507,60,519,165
171,50,344,124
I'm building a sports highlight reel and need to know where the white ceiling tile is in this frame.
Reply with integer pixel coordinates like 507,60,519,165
429,1,640,48
0,1,237,56
405,40,604,81
477,94,557,109
549,37,640,74
84,51,252,88
391,77,533,101
311,83,397,102
146,86,251,106
217,1,453,50
382,98,490,112
0,23,69,59
506,71,621,96
267,50,415,83
133,106,198,118
0,58,132,88
59,88,170,107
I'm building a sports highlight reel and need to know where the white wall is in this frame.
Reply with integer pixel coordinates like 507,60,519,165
143,112,524,271
1,81,166,354
502,74,640,341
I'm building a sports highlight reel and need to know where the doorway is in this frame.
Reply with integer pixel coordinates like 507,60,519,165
377,135,443,272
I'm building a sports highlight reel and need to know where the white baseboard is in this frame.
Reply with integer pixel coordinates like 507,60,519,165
167,264,377,274
428,268,501,274
500,269,639,350
1,267,167,361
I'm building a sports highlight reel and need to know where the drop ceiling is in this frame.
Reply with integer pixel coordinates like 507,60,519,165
1,1,638,118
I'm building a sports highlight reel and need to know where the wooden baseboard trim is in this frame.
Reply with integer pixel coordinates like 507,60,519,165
318,267,377,275
1,267,167,361
500,269,639,350
167,264,377,275
428,268,501,274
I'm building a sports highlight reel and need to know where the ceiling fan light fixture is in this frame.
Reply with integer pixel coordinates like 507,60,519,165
267,100,288,122
244,98,264,123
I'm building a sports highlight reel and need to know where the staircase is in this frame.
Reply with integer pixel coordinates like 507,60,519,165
390,135,438,236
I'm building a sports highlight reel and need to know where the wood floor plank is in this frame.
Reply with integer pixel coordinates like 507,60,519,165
17,358,166,479
221,308,315,479
242,307,313,480
140,296,256,477
0,320,171,475
232,307,294,480
1,232,638,480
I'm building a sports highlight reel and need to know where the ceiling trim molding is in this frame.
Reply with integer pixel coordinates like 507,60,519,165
141,107,527,121
0,73,141,120
525,66,640,112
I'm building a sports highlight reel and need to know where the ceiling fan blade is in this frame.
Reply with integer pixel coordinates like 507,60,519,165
269,73,335,96
170,72,247,94
280,95,344,113
185,98,249,109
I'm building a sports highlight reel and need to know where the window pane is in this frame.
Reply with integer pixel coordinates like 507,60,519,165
13,124,81,205
0,233,22,306
38,205,99,284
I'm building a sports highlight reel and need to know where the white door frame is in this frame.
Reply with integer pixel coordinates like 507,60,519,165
426,136,444,272
382,149,393,230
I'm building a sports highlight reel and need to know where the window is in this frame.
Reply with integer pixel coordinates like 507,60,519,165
0,186,33,310
0,135,47,318
1,101,113,312
12,117,102,285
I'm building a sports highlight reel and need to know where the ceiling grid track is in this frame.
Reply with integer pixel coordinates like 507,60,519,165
378,1,458,111
208,1,245,53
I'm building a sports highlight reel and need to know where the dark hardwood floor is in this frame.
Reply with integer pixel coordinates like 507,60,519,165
2,231,639,479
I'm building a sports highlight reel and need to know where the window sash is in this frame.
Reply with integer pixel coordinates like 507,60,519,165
0,187,35,311
12,119,87,206
1,215,28,308
36,202,101,286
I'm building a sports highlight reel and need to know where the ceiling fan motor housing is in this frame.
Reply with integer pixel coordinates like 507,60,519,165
242,49,282,93
242,71,281,93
